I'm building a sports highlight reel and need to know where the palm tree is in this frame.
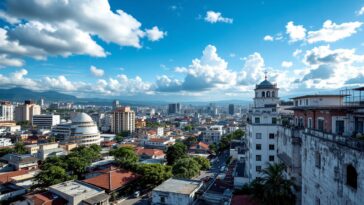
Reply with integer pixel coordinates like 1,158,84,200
260,163,295,205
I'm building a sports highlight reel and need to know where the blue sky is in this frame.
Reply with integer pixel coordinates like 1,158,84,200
0,0,364,101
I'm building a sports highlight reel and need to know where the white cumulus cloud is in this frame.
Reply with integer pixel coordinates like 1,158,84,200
145,26,167,41
263,35,274,41
281,61,293,68
90,65,105,77
286,21,306,42
204,11,233,24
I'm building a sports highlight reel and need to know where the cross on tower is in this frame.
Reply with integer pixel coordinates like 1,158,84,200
264,71,268,80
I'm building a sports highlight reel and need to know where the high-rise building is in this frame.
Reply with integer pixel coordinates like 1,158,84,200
51,112,101,146
246,77,280,180
112,100,120,110
15,101,41,122
228,104,235,115
111,106,135,134
32,114,60,129
0,101,14,122
168,103,180,114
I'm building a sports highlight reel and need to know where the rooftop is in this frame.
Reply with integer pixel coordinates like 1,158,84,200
290,94,348,100
49,180,103,197
71,112,93,123
153,178,202,195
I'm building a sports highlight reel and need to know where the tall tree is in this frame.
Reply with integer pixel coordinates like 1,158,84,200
110,147,139,168
32,165,74,190
137,164,172,189
192,156,211,170
14,142,27,154
172,158,200,178
166,142,187,165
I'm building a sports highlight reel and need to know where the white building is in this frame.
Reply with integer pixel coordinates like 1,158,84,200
201,125,224,144
51,113,101,146
152,178,203,205
0,101,14,122
246,78,280,180
0,138,13,147
111,107,135,134
32,114,60,129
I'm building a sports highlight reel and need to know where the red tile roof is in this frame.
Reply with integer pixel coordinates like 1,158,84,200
83,168,140,191
0,169,28,184
190,142,209,150
149,138,168,143
28,192,67,205
136,147,165,157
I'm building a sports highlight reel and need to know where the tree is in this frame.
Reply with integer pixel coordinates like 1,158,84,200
172,158,200,178
41,156,67,170
70,146,100,163
0,147,14,157
192,156,211,170
137,164,172,189
114,135,123,143
184,125,193,131
32,165,74,190
110,147,139,168
183,136,197,147
66,156,90,178
166,142,187,165
14,142,27,154
209,144,217,154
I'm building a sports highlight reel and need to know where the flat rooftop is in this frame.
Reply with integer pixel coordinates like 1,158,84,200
153,178,202,195
49,180,103,197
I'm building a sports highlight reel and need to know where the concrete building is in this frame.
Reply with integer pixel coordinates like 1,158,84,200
246,77,281,180
168,103,181,115
0,101,14,122
112,100,120,110
14,100,41,122
51,113,101,146
111,107,135,134
32,114,60,129
152,178,203,205
201,125,224,144
49,180,109,205
0,138,13,147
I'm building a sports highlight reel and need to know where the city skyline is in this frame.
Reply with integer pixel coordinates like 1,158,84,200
0,0,364,101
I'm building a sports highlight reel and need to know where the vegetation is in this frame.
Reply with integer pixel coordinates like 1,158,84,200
239,163,295,205
218,129,245,151
209,143,217,154
110,146,139,169
114,135,123,143
192,156,211,170
146,121,162,128
0,147,14,157
14,142,28,154
136,164,172,189
32,165,75,190
172,157,200,178
183,125,194,131
166,142,187,165
183,136,197,147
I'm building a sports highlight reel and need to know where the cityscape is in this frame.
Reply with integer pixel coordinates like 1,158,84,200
0,1,364,205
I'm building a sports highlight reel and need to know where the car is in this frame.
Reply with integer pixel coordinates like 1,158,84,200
133,191,140,198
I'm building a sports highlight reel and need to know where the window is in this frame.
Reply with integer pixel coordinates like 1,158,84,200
346,164,358,190
305,99,308,105
256,144,262,150
262,91,265,97
308,118,312,129
256,155,262,161
160,196,166,203
272,117,277,124
255,117,260,124
269,133,275,139
256,166,262,172
269,155,274,161
269,144,275,150
335,120,344,135
315,151,321,168
267,91,270,97
272,91,275,97
256,133,262,139
317,119,324,131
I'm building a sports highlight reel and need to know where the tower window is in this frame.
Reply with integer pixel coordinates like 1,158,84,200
346,164,357,190
262,91,265,97
272,91,275,97
315,151,321,168
267,91,270,97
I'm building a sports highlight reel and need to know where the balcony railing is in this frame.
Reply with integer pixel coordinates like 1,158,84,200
303,128,364,151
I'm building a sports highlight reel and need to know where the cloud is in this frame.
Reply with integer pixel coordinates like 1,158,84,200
286,21,306,42
204,11,233,24
0,54,23,67
237,52,265,85
90,66,105,77
0,69,37,88
292,49,302,57
145,26,167,41
306,20,362,44
357,7,364,16
281,61,293,68
43,75,77,91
155,75,182,92
0,0,166,68
263,35,274,41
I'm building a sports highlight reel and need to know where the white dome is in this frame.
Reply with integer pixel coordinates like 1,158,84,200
71,112,93,123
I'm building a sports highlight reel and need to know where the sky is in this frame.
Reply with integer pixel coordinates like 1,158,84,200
0,0,364,102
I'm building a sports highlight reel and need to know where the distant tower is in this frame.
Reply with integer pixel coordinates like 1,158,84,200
228,104,235,115
112,100,120,110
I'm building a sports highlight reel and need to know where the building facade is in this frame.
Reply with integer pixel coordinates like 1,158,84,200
32,114,60,129
168,103,181,115
0,101,14,122
14,101,41,122
111,107,135,134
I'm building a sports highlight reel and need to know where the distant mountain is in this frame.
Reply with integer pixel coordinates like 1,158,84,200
0,88,77,102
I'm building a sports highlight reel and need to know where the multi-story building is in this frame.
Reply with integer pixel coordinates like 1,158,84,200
168,103,180,115
51,113,101,146
0,101,14,122
32,114,60,129
201,125,224,144
229,104,235,115
0,138,13,147
246,77,280,180
111,106,135,134
112,100,120,110
14,100,41,122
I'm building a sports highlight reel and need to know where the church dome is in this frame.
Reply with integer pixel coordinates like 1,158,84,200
256,79,274,89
